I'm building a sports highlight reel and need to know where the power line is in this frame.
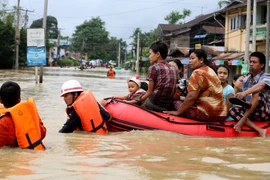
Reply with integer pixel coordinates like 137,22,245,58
56,0,184,19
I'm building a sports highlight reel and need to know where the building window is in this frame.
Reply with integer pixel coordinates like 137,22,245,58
230,16,237,31
230,15,247,31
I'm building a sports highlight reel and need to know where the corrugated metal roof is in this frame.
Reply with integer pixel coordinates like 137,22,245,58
202,26,225,34
211,52,245,60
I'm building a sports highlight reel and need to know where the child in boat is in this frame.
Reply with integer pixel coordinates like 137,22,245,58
216,65,235,120
113,76,146,105
140,41,178,111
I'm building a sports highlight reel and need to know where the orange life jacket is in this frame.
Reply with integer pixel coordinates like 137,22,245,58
0,98,45,150
107,69,115,77
70,90,108,134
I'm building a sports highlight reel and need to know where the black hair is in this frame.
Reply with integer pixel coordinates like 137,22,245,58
0,81,21,108
190,49,210,66
150,41,168,60
232,74,244,88
140,82,148,91
249,51,266,70
172,59,183,69
216,65,230,75
171,59,184,78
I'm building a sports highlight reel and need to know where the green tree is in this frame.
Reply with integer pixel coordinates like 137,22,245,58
218,0,235,9
164,9,192,24
0,19,15,68
164,11,183,24
72,17,109,60
182,8,191,23
0,5,27,69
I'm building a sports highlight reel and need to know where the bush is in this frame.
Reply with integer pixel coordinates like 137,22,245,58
58,58,80,67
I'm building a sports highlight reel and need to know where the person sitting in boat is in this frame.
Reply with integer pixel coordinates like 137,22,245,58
0,81,46,150
140,41,178,112
59,80,111,134
112,76,146,105
232,74,245,94
216,65,235,121
107,66,115,78
169,59,188,101
229,52,270,137
164,49,227,122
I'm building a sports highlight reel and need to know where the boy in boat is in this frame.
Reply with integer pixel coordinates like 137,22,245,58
0,81,46,150
229,52,270,137
140,41,178,111
59,80,111,133
112,76,146,105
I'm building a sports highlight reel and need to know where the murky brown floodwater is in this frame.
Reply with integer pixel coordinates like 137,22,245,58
0,67,269,180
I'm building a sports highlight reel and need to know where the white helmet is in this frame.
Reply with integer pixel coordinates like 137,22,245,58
61,80,83,96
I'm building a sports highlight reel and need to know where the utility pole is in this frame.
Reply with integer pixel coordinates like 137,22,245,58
252,0,257,52
194,6,207,15
15,0,20,70
244,0,251,64
39,0,48,83
118,42,121,68
24,9,34,29
136,33,140,74
265,0,270,73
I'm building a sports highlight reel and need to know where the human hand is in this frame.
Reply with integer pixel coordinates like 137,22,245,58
163,111,179,116
99,99,107,107
235,92,245,99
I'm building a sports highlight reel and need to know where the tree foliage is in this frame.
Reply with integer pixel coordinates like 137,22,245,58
30,16,58,39
164,9,191,24
72,17,110,60
0,4,27,69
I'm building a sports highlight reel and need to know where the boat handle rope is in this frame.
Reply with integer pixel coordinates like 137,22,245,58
103,98,270,130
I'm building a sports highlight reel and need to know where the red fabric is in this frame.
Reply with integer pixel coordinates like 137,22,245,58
0,115,46,148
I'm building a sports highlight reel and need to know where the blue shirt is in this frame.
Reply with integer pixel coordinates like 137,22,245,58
242,72,270,108
223,84,235,121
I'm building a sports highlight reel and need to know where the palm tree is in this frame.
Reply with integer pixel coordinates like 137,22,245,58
218,0,235,9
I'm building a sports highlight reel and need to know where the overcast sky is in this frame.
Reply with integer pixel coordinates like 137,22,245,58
7,0,220,47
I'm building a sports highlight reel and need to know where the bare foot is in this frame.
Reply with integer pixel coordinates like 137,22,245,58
258,129,266,137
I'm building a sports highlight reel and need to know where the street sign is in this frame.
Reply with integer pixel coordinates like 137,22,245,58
27,28,46,66
195,44,201,49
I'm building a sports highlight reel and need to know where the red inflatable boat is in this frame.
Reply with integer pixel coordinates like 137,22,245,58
105,99,270,137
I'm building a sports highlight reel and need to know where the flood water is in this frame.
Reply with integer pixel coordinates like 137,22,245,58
0,67,269,180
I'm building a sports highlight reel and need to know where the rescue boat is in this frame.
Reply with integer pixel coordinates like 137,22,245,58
105,98,270,137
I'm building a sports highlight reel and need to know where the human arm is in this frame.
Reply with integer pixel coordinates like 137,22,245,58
58,108,81,133
0,115,16,147
235,82,266,99
140,80,154,102
164,90,199,116
99,103,112,121
226,93,234,110
113,95,128,100
38,118,46,140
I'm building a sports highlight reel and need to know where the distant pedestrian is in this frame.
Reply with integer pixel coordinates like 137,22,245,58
107,66,115,78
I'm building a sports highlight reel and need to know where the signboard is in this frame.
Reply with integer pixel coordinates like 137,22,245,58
213,60,225,66
27,28,46,66
195,44,201,49
27,47,46,66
